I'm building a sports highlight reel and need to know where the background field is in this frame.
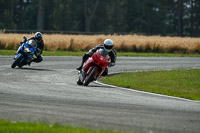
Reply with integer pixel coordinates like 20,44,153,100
0,33,200,54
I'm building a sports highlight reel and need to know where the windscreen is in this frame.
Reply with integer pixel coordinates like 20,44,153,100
99,48,108,57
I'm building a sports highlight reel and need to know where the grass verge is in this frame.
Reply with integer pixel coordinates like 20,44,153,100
100,69,200,100
0,50,200,57
0,120,128,133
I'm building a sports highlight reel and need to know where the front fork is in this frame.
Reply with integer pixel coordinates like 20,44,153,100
79,67,96,82
16,45,24,56
16,46,21,54
79,69,86,82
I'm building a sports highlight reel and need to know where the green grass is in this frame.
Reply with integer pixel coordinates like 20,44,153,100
101,69,200,100
0,120,128,133
0,49,200,57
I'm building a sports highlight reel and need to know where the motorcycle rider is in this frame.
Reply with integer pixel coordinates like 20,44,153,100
21,32,44,64
76,39,116,75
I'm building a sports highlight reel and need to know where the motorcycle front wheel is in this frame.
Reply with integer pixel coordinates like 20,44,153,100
11,54,23,68
101,67,108,76
83,67,97,86
77,75,83,85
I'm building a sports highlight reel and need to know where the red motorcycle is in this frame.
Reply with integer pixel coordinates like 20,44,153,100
77,48,110,86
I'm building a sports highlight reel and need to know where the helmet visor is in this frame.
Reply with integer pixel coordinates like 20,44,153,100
37,36,42,41
104,45,113,50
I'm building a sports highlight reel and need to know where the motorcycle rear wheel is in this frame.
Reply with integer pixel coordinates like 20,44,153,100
83,67,97,86
11,55,23,68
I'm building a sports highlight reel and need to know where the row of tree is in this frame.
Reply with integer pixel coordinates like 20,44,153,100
0,0,200,36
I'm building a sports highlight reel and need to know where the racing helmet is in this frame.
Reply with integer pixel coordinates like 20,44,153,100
104,39,113,52
35,32,43,43
28,39,37,47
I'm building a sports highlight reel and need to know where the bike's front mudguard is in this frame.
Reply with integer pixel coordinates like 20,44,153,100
83,66,99,86
86,66,99,80
83,66,99,80
14,53,33,67
14,53,26,67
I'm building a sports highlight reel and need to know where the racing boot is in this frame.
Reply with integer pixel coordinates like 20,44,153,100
28,62,31,66
76,65,83,70
76,53,90,70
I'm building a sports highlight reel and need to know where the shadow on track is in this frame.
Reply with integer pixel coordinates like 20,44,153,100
15,67,53,71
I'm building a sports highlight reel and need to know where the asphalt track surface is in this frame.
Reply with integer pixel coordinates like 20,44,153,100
0,56,200,133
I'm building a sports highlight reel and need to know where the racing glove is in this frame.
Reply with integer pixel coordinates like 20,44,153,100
21,36,27,44
85,52,92,58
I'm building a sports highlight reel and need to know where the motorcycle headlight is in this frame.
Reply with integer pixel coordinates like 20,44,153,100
24,46,31,53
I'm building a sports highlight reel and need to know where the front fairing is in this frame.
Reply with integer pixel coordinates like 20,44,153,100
83,56,94,72
23,43,36,55
83,49,110,78
14,42,37,65
92,49,110,71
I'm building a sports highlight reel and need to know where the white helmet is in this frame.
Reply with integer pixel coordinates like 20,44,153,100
104,39,113,52
35,32,43,43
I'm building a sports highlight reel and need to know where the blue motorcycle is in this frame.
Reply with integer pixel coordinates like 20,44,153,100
11,39,38,68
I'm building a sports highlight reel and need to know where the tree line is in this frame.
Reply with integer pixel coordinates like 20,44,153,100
0,0,200,37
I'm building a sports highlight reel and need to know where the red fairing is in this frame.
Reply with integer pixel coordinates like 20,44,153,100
83,49,110,79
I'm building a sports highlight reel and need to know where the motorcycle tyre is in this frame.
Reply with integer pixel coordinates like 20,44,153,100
83,67,97,86
77,77,83,85
11,54,23,68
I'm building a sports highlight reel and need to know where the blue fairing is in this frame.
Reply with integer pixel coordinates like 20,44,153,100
14,42,37,67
